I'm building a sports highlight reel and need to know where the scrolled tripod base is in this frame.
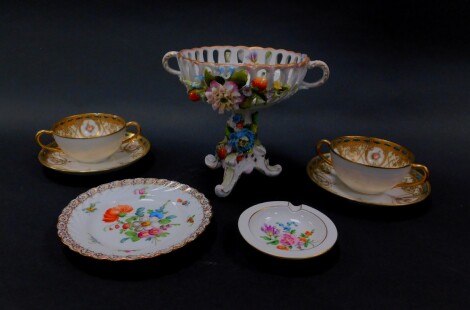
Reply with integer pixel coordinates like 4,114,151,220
205,144,282,197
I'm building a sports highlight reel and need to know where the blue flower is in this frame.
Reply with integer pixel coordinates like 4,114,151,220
218,67,235,79
232,114,243,124
287,221,298,227
149,210,164,219
191,75,204,88
229,128,255,153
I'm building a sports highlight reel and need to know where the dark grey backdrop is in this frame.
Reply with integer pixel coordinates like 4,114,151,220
1,1,469,309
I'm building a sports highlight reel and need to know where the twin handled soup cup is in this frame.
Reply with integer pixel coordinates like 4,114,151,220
35,113,141,163
316,136,429,194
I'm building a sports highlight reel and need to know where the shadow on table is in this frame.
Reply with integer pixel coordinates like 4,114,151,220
264,154,434,223
62,217,218,280
308,188,433,223
225,226,340,277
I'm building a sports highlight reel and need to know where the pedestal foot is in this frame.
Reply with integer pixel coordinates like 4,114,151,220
252,144,282,176
205,111,283,197
205,154,221,169
206,144,282,197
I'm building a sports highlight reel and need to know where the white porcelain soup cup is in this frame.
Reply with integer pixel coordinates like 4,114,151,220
316,136,429,194
35,113,141,163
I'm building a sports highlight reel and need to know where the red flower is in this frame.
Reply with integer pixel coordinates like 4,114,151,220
102,205,134,222
148,228,160,235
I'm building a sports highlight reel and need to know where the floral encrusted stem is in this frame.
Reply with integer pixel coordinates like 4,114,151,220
205,110,281,197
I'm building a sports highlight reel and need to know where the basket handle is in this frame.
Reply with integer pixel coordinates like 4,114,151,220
299,60,330,90
162,51,181,76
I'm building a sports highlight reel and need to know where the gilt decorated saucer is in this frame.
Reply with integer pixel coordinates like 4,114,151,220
238,201,338,259
38,133,150,174
57,178,212,261
307,153,431,206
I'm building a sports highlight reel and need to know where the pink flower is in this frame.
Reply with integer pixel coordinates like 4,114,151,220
134,188,146,195
138,231,150,238
261,224,280,237
148,228,160,235
280,233,298,246
205,80,243,114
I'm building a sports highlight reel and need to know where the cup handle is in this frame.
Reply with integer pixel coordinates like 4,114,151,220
35,130,62,152
315,139,333,165
122,121,142,144
395,163,429,188
299,60,330,90
162,51,181,76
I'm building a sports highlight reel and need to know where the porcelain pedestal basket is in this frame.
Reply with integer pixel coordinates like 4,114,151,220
163,46,329,197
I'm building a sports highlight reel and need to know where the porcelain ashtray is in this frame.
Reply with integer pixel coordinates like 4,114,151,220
238,201,338,259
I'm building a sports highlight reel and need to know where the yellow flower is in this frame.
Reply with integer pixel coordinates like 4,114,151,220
273,80,282,90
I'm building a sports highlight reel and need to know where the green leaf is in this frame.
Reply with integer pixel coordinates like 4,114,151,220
159,218,171,224
126,216,137,223
229,70,248,87
131,236,140,242
159,232,170,237
290,230,296,235
268,240,279,245
204,69,215,85
239,98,252,109
125,231,137,237
225,126,234,137
261,236,272,241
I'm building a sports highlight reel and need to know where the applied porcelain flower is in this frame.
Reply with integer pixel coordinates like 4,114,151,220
205,80,243,114
229,129,255,154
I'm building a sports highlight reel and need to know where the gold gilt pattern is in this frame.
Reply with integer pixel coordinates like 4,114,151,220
57,178,213,261
306,154,431,206
37,134,151,174
333,137,414,168
53,113,124,138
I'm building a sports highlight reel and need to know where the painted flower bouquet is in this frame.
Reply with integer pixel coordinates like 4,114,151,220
260,222,315,251
163,46,329,197
101,200,179,244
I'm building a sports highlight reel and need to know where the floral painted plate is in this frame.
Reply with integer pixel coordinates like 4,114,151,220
38,132,150,174
238,201,338,259
57,178,212,261
307,153,431,206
